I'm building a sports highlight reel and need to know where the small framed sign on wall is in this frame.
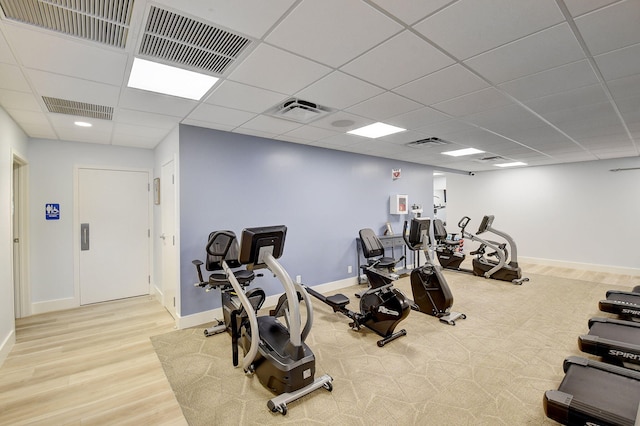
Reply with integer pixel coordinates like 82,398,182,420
154,178,160,205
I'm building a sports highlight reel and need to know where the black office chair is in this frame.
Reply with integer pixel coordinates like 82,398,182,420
358,228,404,272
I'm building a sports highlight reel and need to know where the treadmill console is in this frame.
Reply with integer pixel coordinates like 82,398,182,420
477,215,494,234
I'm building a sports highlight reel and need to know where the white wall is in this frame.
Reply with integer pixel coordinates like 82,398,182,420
0,107,28,366
445,157,640,274
28,139,154,313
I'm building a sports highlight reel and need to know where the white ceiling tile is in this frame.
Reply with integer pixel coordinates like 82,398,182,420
370,0,453,25
340,31,455,90
283,125,340,141
386,107,450,130
525,84,609,115
464,23,585,84
394,64,489,105
114,109,180,130
153,0,297,39
417,119,478,138
112,123,172,149
21,123,57,139
308,111,374,132
0,30,16,64
228,44,331,94
265,0,402,67
498,60,599,102
5,26,127,86
346,92,422,121
563,0,621,17
239,114,302,134
464,104,549,134
186,103,255,127
181,119,236,133
379,130,428,145
607,74,640,102
575,0,640,55
545,102,627,139
26,69,120,106
119,88,198,117
295,71,384,110
0,89,40,111
111,134,164,149
232,128,278,139
415,0,564,60
431,88,513,117
594,42,640,81
0,63,31,92
54,123,113,144
206,80,288,113
6,109,50,126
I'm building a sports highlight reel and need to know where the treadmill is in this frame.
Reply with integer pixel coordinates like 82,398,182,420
544,356,640,425
599,288,640,321
578,317,640,368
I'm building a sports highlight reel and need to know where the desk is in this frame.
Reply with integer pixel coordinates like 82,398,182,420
356,234,410,284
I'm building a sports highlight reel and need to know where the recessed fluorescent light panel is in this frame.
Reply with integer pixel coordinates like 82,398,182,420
347,122,406,138
74,121,92,127
441,148,485,157
127,58,219,100
495,162,527,168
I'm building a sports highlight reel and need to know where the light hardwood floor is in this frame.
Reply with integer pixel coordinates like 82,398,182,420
0,296,186,426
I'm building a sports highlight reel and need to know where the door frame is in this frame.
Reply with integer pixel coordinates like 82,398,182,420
73,165,153,306
160,156,178,319
11,151,30,318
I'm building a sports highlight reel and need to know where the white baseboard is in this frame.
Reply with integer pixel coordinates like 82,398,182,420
31,297,77,315
0,329,16,368
520,256,640,277
176,277,360,330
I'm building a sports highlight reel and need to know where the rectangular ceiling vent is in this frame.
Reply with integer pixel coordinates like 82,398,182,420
139,6,252,76
267,98,333,124
43,96,113,120
473,155,505,163
406,137,450,148
0,0,134,48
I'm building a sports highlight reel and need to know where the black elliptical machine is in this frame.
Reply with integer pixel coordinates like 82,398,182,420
402,217,466,325
304,228,411,347
192,230,265,343
208,226,333,415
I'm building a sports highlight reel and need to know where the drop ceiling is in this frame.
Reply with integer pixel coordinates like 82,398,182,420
0,0,638,172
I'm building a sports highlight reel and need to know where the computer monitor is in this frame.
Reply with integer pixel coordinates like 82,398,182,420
239,225,287,267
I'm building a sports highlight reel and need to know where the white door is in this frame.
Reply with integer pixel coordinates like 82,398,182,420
12,160,22,317
79,168,150,305
161,159,178,318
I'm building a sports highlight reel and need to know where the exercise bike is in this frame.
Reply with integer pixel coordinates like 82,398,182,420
192,230,265,343
209,226,332,415
304,228,411,347
402,217,466,326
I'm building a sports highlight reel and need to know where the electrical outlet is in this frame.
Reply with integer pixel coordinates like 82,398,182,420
296,275,302,284
348,265,353,274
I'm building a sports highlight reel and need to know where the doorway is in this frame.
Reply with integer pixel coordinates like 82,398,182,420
160,158,177,319
77,167,151,305
12,155,28,318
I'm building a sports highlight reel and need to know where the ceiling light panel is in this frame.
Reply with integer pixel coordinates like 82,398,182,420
139,6,252,75
0,0,134,48
348,122,406,139
442,147,485,156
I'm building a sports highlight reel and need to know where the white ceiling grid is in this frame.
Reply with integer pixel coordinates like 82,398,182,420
0,0,637,171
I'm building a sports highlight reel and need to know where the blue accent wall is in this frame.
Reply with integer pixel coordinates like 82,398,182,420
179,125,434,316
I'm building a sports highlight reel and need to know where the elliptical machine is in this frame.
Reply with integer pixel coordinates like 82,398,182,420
304,228,411,347
402,217,466,325
461,215,529,285
209,226,332,415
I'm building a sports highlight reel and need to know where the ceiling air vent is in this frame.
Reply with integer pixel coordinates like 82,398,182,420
43,96,113,120
0,0,134,48
473,155,505,163
406,137,450,148
267,98,333,124
139,6,252,75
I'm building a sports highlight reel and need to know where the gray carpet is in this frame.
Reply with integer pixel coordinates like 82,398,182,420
151,271,624,425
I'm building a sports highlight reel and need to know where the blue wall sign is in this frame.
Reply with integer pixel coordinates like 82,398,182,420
45,203,60,220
